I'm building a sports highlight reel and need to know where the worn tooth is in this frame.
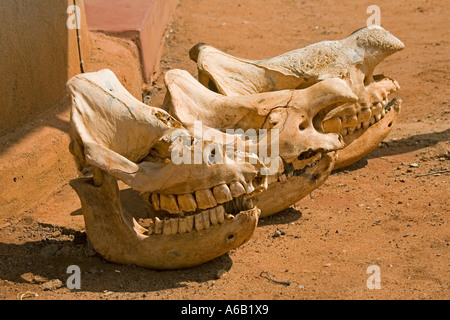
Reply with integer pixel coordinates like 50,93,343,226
146,219,154,235
244,180,255,194
347,127,355,135
177,193,197,212
151,193,160,211
252,176,267,191
160,194,180,214
382,98,388,107
212,184,233,204
356,122,362,130
359,108,371,122
209,207,219,225
375,113,382,121
381,108,386,117
370,116,376,125
362,120,370,129
279,174,287,182
346,115,359,127
154,217,163,235
322,117,342,133
202,210,211,228
178,217,187,234
373,102,382,115
186,215,194,231
194,213,204,231
216,205,225,223
340,127,348,136
163,219,173,235
229,181,246,197
195,189,217,209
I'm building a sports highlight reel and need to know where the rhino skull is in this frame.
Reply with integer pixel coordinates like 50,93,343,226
189,25,404,169
163,69,358,216
67,69,269,269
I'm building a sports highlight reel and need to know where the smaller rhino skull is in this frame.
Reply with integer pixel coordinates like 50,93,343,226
189,26,404,169
163,69,358,216
67,69,269,269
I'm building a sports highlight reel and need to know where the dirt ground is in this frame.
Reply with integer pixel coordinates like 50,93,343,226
0,0,448,300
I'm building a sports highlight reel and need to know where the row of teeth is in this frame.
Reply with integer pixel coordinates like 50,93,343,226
145,180,262,214
141,198,254,235
271,152,324,183
323,98,390,136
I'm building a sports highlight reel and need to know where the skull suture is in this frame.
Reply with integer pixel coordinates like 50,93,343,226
163,69,358,216
67,69,269,270
189,26,404,170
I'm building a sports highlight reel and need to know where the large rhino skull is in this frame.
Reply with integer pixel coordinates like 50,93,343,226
189,26,404,169
67,69,269,269
163,69,358,216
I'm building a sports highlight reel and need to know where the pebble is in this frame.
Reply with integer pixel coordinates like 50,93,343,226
410,163,419,168
41,279,63,291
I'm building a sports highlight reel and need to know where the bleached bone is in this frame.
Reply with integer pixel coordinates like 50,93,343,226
190,26,404,169
67,69,268,269
164,69,358,216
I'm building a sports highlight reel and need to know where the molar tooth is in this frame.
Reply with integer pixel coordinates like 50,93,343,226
209,207,218,225
347,127,355,135
373,102,382,114
177,193,197,212
178,218,187,234
346,115,359,126
163,219,172,235
170,218,178,234
382,98,388,107
229,181,246,197
279,174,287,182
375,113,382,121
356,122,362,130
370,116,376,125
195,189,217,209
216,205,225,223
154,217,163,235
362,120,370,129
151,193,160,211
358,108,371,122
340,128,348,136
212,184,233,203
160,194,180,214
146,219,154,235
381,108,386,117
322,117,342,133
244,180,255,194
194,213,204,231
186,215,194,232
202,210,211,228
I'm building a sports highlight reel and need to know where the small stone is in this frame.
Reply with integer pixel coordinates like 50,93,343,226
409,163,419,168
41,279,63,291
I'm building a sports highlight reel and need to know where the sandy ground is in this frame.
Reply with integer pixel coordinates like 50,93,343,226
0,0,448,300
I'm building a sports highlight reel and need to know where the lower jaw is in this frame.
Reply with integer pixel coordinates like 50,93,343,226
254,152,336,217
70,174,261,270
333,99,401,170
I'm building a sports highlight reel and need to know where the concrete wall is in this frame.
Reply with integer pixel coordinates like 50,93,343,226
0,0,91,136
